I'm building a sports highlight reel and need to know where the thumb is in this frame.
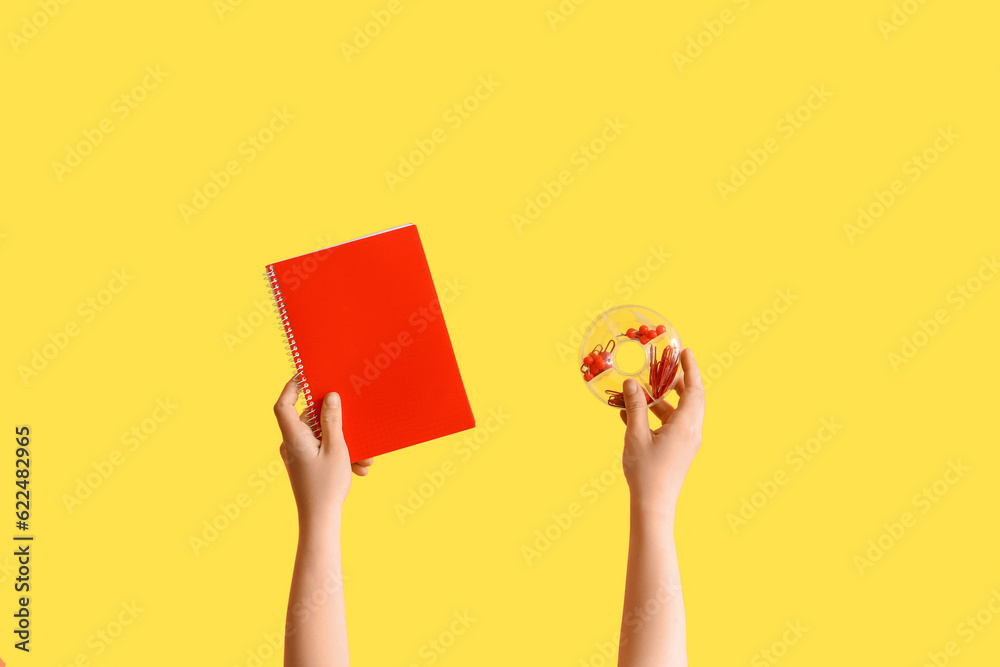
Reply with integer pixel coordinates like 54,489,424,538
622,379,650,435
319,392,344,449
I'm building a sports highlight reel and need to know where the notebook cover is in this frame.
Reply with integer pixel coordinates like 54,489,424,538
265,224,475,461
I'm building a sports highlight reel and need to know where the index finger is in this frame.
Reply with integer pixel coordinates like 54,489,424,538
674,349,705,423
273,375,302,442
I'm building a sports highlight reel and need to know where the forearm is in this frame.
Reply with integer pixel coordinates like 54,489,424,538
284,515,350,667
618,503,686,667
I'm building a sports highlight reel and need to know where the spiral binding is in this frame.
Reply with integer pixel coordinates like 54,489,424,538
265,265,321,438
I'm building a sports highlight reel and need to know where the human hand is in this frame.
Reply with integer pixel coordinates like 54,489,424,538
273,376,373,528
619,348,705,516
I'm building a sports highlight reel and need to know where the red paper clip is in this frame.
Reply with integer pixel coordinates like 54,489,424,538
605,343,678,407
648,343,679,399
605,387,653,408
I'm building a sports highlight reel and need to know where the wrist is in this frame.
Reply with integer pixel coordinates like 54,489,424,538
297,506,343,541
629,494,677,524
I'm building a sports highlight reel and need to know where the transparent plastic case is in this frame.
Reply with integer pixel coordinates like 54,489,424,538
579,305,682,408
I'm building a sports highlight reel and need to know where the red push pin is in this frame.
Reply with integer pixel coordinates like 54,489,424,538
581,339,615,381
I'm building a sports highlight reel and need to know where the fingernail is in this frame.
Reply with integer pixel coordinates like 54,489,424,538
326,392,340,407
624,379,638,395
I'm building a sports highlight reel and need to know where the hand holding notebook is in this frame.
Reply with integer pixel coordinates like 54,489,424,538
264,224,475,462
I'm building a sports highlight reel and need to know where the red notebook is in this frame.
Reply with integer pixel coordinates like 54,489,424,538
264,224,474,461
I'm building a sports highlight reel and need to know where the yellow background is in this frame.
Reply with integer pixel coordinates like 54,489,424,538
3,0,999,665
